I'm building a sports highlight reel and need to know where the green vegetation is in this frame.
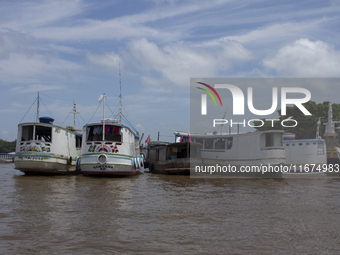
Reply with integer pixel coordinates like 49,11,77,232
66,126,76,131
0,139,16,153
253,101,340,139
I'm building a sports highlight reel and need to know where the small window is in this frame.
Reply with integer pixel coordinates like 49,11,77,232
317,143,325,155
76,135,82,148
204,139,213,150
214,139,226,150
226,137,233,150
299,143,303,146
286,144,289,146
194,138,203,146
265,133,274,147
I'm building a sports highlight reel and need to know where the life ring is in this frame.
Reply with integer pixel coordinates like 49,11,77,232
132,158,137,169
75,157,81,170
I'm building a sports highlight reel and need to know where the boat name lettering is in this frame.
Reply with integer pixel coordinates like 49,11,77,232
93,165,114,170
23,156,44,160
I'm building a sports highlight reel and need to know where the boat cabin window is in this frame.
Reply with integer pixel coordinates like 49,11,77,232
190,144,201,158
202,137,233,151
168,146,188,159
264,132,282,148
21,125,52,142
204,139,214,150
21,126,34,141
35,125,52,142
265,133,274,147
317,142,324,155
87,125,122,142
194,138,203,146
214,139,226,150
76,135,82,148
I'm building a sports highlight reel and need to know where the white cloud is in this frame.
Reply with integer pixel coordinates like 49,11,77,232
205,20,326,48
0,0,86,31
11,84,66,93
86,52,121,71
262,38,340,77
0,53,81,83
129,38,254,87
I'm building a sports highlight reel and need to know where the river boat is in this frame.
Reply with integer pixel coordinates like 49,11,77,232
79,117,143,176
145,140,202,175
79,64,143,176
283,132,327,174
174,130,285,177
14,116,82,175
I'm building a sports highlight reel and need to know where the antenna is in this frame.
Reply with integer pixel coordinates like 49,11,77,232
69,100,80,129
119,57,122,124
316,117,321,139
218,108,228,135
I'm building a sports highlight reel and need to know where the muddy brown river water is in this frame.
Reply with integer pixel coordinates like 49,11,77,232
1,163,340,254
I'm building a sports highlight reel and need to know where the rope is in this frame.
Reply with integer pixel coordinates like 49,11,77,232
19,98,37,123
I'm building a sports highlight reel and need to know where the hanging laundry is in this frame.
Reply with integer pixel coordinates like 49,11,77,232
105,126,110,135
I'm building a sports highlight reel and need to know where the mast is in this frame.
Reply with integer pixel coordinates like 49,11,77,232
119,58,122,124
36,92,40,122
103,93,105,141
70,100,80,129
325,103,335,134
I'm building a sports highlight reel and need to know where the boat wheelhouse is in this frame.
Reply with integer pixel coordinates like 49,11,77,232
174,130,285,177
145,141,202,175
80,119,142,176
283,133,327,171
14,117,82,175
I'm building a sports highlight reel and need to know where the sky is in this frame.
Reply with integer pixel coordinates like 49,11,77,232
1,0,340,142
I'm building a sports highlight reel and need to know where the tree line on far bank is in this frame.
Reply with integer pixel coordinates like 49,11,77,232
253,101,340,139
0,139,16,153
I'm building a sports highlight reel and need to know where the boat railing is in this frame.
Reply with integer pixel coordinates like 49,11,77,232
0,153,14,162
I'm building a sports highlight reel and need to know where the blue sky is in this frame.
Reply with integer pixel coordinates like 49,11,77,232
1,0,340,142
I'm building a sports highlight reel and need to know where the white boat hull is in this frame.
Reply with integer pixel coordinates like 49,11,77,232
14,122,82,175
80,153,140,176
14,152,79,175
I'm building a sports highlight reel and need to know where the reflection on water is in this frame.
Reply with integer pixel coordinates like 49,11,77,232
1,164,340,254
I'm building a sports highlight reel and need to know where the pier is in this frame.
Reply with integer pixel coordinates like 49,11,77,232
0,153,14,163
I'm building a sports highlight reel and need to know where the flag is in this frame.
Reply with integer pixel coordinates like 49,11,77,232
145,135,151,143
179,135,183,142
188,134,192,143
98,94,105,103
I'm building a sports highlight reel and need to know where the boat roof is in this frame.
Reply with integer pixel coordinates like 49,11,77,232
174,130,284,138
168,142,202,148
148,141,170,146
18,122,82,135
